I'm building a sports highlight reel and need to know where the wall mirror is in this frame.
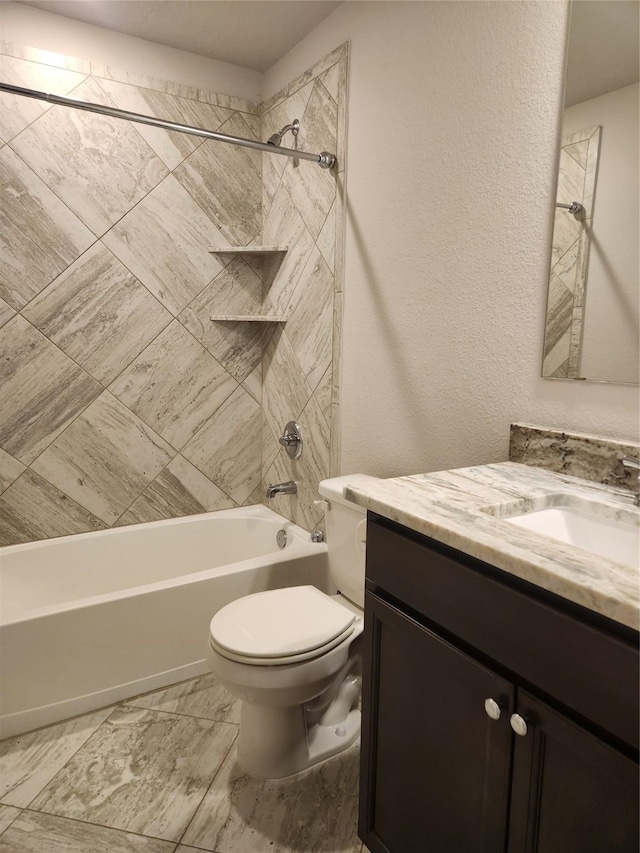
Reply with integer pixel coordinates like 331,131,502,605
542,0,639,384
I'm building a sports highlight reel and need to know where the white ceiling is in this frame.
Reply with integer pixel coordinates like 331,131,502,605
565,0,639,106
18,0,343,72
17,1,639,101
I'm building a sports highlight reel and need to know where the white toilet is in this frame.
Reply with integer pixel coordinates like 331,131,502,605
206,474,376,779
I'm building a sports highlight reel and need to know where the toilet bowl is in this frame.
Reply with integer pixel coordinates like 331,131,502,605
206,474,377,779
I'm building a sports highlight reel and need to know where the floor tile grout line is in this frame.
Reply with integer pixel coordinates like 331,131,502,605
14,706,238,845
16,804,185,847
121,702,240,728
19,710,115,812
175,728,239,849
0,804,22,837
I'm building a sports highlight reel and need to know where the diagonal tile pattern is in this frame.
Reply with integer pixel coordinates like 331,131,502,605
0,53,87,142
0,447,25,494
94,77,233,170
178,257,270,382
0,811,176,853
30,706,237,842
31,392,175,525
116,455,234,526
110,321,237,450
0,146,95,310
11,77,169,236
543,125,600,379
0,707,113,807
0,806,21,836
127,673,241,724
183,385,262,505
23,243,172,385
0,469,106,546
174,112,262,246
0,43,347,544
0,316,101,465
102,174,228,315
181,740,361,852
0,673,362,852
261,80,315,219
0,297,16,328
281,78,337,242
286,246,335,392
261,182,316,316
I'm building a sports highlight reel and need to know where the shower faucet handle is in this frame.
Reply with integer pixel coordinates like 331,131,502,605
279,434,298,446
278,421,303,459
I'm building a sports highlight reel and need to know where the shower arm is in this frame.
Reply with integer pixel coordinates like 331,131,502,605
556,201,584,216
0,82,337,169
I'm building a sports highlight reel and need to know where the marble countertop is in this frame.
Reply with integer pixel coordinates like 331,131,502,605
346,462,640,631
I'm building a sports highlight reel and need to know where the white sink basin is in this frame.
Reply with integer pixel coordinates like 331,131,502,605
506,505,639,568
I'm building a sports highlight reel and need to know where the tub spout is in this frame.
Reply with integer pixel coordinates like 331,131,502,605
266,480,297,498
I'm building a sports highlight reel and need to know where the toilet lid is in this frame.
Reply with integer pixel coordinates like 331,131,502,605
209,586,356,661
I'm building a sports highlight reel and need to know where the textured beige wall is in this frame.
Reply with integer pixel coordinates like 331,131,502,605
265,1,640,479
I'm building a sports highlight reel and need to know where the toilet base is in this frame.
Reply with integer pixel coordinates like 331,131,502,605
236,702,361,780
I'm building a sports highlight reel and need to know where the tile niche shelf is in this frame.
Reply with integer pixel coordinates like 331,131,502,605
207,246,289,255
207,246,289,323
209,314,290,322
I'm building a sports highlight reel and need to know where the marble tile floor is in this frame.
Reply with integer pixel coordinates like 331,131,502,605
0,674,365,853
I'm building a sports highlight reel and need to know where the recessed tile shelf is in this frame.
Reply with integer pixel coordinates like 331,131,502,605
207,246,288,254
209,314,290,322
207,246,289,322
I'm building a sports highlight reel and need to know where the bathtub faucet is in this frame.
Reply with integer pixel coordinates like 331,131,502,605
266,480,297,498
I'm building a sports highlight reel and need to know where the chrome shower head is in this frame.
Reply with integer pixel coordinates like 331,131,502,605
267,118,300,147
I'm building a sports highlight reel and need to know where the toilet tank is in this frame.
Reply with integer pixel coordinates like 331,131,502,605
318,475,379,609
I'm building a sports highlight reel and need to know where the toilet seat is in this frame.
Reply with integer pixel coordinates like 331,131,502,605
209,586,357,666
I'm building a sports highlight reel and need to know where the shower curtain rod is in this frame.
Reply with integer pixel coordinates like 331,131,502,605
0,82,337,169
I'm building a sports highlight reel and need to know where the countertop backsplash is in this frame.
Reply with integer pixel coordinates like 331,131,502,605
509,423,640,495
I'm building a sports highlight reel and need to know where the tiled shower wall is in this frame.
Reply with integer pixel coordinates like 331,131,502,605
542,124,601,379
259,46,347,533
0,42,347,545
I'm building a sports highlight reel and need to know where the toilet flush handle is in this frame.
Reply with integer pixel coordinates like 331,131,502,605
314,499,330,512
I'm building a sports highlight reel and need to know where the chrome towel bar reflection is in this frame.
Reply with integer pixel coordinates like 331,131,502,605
0,81,337,169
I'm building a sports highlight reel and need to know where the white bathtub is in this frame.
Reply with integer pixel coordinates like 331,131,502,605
0,505,330,739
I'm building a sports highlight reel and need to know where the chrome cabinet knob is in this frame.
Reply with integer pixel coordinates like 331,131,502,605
510,713,528,737
484,698,502,721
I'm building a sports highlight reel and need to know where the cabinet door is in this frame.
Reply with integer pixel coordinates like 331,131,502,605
360,592,514,853
508,690,639,853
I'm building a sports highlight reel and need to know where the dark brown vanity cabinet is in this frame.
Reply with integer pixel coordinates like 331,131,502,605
359,514,639,853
